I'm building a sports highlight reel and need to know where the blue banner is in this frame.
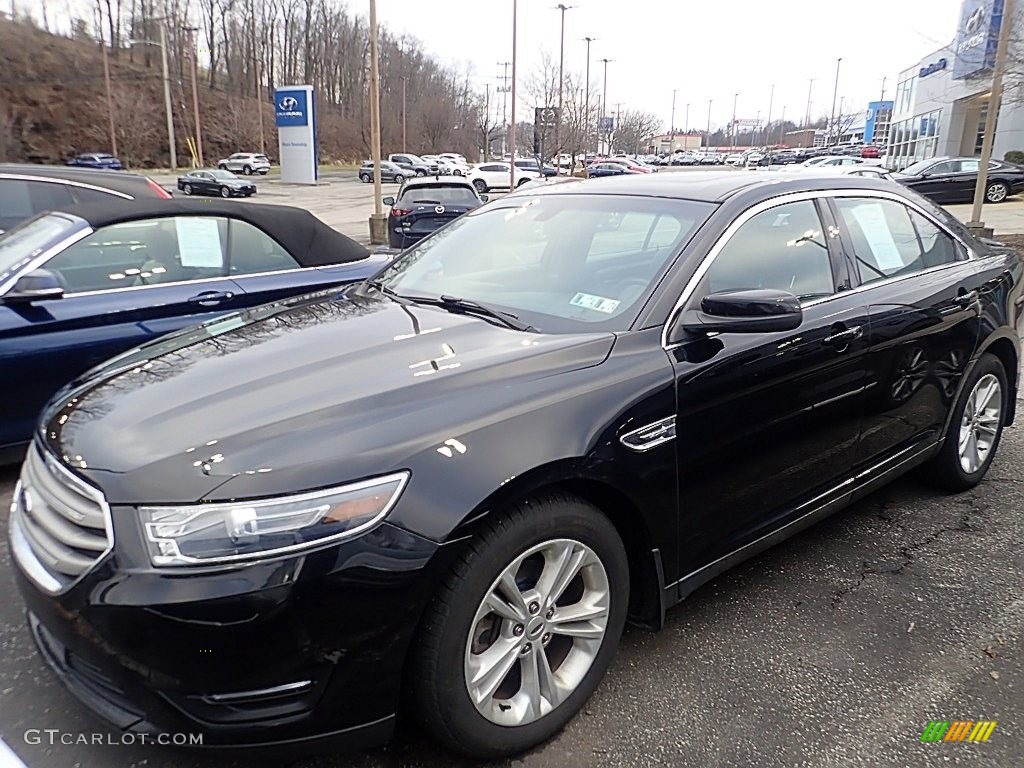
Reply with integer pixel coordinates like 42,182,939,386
952,0,1003,79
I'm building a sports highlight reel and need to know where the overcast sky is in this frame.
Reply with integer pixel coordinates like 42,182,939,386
378,0,966,131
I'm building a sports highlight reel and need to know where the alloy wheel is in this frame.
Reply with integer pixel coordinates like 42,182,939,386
958,373,1001,473
986,182,1008,203
464,538,610,727
182,184,192,195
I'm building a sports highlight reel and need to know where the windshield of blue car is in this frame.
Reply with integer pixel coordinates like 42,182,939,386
376,194,714,333
0,213,80,288
398,185,479,205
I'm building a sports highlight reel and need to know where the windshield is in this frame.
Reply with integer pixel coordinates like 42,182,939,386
399,185,479,204
0,213,81,288
375,194,714,333
900,159,937,176
210,170,238,180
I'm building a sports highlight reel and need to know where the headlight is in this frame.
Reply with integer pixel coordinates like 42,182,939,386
140,472,409,566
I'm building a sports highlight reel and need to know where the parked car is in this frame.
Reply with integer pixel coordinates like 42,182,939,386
861,145,882,159
800,155,866,169
177,169,256,198
724,153,745,166
438,152,469,165
65,153,122,170
387,154,439,176
698,153,721,165
466,162,540,193
0,164,170,235
9,172,1020,759
435,157,470,176
383,177,486,249
825,165,895,180
359,161,407,184
514,158,558,177
585,162,644,178
217,152,271,175
770,150,801,165
0,198,385,461
604,157,654,174
893,156,1024,203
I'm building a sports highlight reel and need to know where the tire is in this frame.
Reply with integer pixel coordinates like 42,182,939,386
243,165,252,175
411,493,629,759
472,179,487,194
182,183,192,196
985,181,1009,203
923,353,1008,491
394,174,405,184
220,186,231,198
359,174,371,183
218,163,227,170
516,177,531,187
454,169,463,176
416,169,426,176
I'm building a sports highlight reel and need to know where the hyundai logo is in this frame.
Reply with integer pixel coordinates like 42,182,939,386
965,6,985,34
278,96,299,111
435,205,446,214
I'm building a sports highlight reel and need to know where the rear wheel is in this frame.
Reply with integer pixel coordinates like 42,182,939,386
411,494,628,758
924,353,1007,491
243,165,252,175
472,179,488,194
985,181,1009,203
454,169,463,176
218,163,228,170
182,183,192,196
394,174,406,184
220,186,231,198
416,169,426,176
359,173,371,183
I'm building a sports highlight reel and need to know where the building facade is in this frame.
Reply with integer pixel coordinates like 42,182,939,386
651,133,703,153
864,101,894,146
886,0,1024,170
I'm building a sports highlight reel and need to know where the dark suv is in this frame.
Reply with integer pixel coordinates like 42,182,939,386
0,165,171,234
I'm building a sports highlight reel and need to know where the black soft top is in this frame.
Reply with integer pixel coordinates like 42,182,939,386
50,199,369,266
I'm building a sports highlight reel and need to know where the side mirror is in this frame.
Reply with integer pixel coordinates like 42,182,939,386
2,269,65,303
382,196,396,206
669,289,802,341
479,194,489,202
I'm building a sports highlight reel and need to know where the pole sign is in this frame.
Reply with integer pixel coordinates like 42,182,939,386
535,107,560,127
952,0,1003,79
598,116,615,133
274,85,317,184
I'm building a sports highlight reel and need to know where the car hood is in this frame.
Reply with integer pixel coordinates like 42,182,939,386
42,291,614,503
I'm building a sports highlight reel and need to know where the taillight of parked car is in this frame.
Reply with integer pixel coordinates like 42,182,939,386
147,178,172,199
390,207,412,217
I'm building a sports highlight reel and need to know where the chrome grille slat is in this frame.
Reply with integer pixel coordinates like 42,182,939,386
11,444,112,591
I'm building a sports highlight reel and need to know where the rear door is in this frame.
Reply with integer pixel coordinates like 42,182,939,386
0,215,245,447
829,193,986,476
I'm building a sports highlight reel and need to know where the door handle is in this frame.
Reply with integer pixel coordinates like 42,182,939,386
823,325,863,347
954,289,978,307
188,290,234,307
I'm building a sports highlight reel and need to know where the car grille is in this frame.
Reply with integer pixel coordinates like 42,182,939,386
10,444,112,593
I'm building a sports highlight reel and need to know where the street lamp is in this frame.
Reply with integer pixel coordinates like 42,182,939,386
731,92,738,149
509,0,519,191
367,0,386,244
600,58,613,155
829,57,842,146
583,37,595,157
706,99,712,150
670,88,678,147
553,4,574,174
128,26,177,169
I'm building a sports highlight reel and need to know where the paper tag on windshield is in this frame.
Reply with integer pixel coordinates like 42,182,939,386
175,217,224,268
570,292,621,314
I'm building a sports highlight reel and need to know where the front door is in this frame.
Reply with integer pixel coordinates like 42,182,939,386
669,197,870,572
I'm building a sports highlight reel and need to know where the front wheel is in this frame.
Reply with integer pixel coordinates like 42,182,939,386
454,169,463,176
243,165,252,175
985,181,1009,203
394,174,405,184
924,353,1007,491
182,183,192,196
359,174,371,183
472,179,488,194
220,185,231,198
218,163,228,170
411,494,628,758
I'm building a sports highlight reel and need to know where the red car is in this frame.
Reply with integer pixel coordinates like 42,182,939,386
861,145,881,159
606,157,655,174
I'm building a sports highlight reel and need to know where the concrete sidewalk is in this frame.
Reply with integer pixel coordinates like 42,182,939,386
945,197,1024,234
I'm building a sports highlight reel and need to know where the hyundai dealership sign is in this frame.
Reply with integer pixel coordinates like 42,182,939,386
952,0,1003,79
274,85,317,184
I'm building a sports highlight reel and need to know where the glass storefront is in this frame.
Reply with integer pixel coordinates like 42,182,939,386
886,108,941,170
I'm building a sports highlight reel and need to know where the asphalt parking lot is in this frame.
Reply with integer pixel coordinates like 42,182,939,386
0,376,1021,768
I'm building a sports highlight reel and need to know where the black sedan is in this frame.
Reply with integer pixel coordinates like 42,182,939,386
177,169,256,198
893,156,1024,203
383,177,485,249
586,161,643,178
10,174,1021,759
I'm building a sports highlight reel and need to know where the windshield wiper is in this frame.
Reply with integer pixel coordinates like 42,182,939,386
364,279,413,304
410,294,537,332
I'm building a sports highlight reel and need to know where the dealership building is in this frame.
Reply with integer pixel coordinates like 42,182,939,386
887,0,1023,169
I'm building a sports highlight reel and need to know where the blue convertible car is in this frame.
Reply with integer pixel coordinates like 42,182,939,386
0,199,386,461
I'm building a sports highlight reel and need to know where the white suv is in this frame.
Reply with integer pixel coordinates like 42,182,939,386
217,152,271,175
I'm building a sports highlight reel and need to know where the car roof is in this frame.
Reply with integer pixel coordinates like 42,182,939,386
399,177,475,189
0,163,160,196
504,170,907,203
47,199,369,266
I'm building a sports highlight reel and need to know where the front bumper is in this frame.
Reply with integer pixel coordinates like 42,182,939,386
12,516,451,749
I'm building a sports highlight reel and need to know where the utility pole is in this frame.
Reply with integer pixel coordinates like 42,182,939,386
255,50,265,155
182,26,203,166
100,26,117,157
159,24,177,168
777,105,786,145
670,88,678,149
367,0,386,244
968,0,1015,231
805,78,814,127
401,76,408,153
613,101,623,154
483,82,491,160
583,37,595,156
731,92,738,149
509,0,518,191
829,57,842,146
684,103,690,138
554,4,573,174
706,98,712,150
766,84,774,148
600,58,612,154
497,61,511,155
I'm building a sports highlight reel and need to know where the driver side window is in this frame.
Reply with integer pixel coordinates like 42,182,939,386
698,200,836,302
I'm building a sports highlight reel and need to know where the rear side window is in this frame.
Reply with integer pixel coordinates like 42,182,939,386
45,216,229,293
834,198,960,285
0,179,75,230
228,220,299,275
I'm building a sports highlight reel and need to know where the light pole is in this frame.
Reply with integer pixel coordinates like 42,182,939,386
128,26,176,169
583,37,595,156
670,88,678,149
600,58,612,155
554,4,573,174
367,0,386,244
497,60,511,156
731,92,738,149
777,105,786,145
829,57,842,146
401,76,408,153
766,84,774,149
509,0,518,191
706,98,712,150
684,102,690,137
181,26,203,166
805,78,814,127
